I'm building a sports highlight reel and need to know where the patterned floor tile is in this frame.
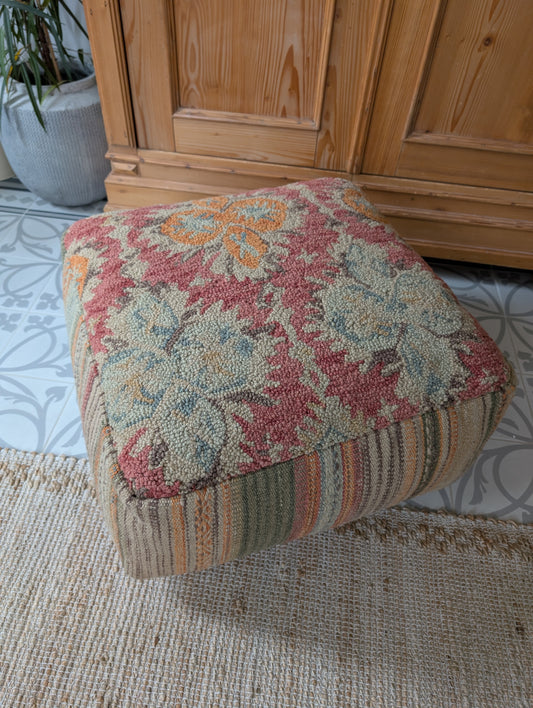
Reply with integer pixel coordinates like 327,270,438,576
33,263,64,314
0,257,58,311
0,374,71,451
0,212,24,255
0,313,74,382
507,318,533,376
1,213,75,262
495,268,533,319
407,438,533,523
44,388,87,458
521,371,533,415
491,373,533,443
0,309,26,355
0,184,36,212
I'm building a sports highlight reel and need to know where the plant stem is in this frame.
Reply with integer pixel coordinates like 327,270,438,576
35,1,61,83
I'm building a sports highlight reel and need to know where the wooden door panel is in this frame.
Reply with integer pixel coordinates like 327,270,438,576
363,0,533,192
120,0,178,150
414,0,533,144
398,137,533,192
172,0,335,164
172,114,317,165
118,0,387,169
175,0,331,123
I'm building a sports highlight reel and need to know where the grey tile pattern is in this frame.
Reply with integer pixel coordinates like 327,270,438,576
408,260,533,522
0,181,99,460
0,184,531,521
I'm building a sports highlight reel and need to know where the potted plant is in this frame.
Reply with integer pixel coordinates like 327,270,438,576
0,0,108,206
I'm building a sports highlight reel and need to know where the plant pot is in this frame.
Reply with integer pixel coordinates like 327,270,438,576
0,72,108,206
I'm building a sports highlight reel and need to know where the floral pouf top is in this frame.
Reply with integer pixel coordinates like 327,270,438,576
63,178,513,500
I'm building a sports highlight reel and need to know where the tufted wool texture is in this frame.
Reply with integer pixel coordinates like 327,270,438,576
62,178,515,578
1,449,532,707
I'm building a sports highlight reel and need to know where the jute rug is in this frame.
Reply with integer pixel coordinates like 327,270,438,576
0,449,531,707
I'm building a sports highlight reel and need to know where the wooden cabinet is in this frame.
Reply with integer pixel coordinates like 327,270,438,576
85,0,533,268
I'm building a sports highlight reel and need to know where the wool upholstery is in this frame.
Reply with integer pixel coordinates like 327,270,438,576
63,178,515,578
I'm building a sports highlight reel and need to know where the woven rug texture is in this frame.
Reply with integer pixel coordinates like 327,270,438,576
0,448,531,707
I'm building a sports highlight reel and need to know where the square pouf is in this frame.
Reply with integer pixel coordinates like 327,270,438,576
63,178,515,579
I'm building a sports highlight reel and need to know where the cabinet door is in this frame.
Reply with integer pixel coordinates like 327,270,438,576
120,0,337,166
362,0,533,192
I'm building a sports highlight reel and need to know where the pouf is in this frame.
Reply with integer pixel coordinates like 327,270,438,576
62,178,515,579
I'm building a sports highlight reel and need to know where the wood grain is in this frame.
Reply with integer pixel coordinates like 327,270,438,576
315,0,391,171
387,217,533,269
83,0,135,147
397,140,533,191
174,0,333,123
119,0,178,150
362,0,442,175
175,108,316,130
407,131,533,156
414,0,533,145
173,116,317,165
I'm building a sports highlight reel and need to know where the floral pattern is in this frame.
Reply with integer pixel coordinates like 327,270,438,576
63,178,514,498
316,240,466,406
160,195,290,281
100,293,279,493
0,181,527,521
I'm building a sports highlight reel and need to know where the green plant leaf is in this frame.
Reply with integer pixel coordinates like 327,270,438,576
0,1,50,21
55,0,87,39
27,48,42,99
0,0,87,127
19,62,45,128
2,9,17,72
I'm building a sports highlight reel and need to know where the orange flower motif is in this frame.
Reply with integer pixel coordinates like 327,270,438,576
161,196,229,246
223,225,268,269
160,196,287,270
342,188,386,223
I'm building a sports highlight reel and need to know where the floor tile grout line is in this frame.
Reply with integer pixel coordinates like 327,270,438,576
23,208,90,220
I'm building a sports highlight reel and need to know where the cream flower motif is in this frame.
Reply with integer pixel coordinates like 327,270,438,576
313,240,467,406
101,295,280,489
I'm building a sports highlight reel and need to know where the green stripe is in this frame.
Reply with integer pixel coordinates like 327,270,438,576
414,409,442,497
236,460,295,560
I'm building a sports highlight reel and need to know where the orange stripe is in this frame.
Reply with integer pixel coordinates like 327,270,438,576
335,440,361,526
431,408,456,489
391,418,419,505
171,497,187,575
194,488,214,571
220,481,233,563
302,452,321,536
288,452,321,541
